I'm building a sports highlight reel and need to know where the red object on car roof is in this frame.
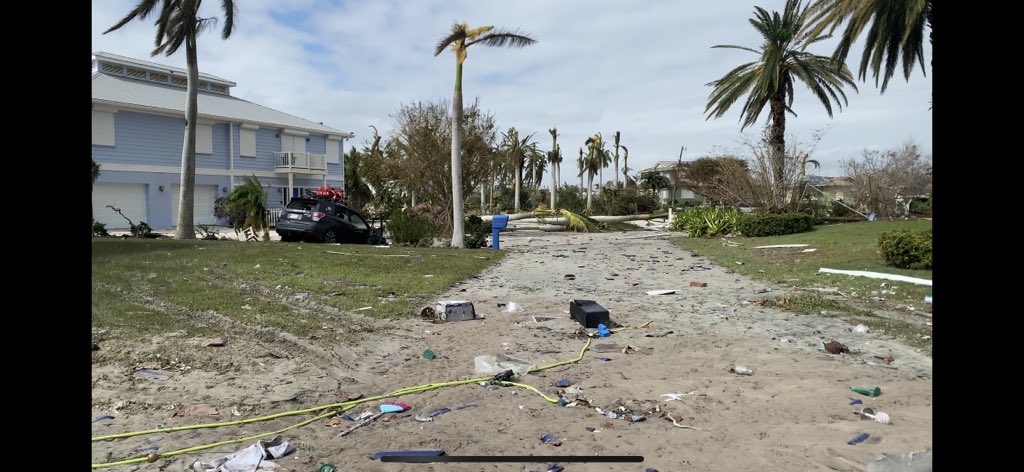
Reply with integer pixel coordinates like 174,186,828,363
315,186,345,201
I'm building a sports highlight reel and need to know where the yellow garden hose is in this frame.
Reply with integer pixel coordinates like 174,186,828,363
92,338,595,468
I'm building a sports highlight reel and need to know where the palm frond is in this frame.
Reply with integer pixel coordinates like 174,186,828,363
104,0,159,34
466,29,537,49
221,0,238,39
559,209,598,233
711,44,761,54
435,22,467,56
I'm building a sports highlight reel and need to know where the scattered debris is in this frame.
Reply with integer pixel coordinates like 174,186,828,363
92,415,115,423
849,399,863,405
818,268,932,287
435,300,476,322
824,341,849,354
337,412,384,437
924,295,933,303
644,331,674,338
354,306,372,311
505,302,524,312
802,248,817,253
646,289,676,296
689,282,708,287
852,324,870,334
730,365,755,376
856,407,891,424
204,337,226,347
666,414,702,430
754,288,773,294
661,391,696,401
570,299,611,329
554,379,573,388
532,316,557,323
540,434,562,446
847,432,870,445
563,274,576,281
621,345,636,354
867,449,932,472
92,343,100,351
422,349,436,360
851,386,882,397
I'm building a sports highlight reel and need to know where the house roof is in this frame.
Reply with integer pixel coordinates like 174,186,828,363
92,73,353,137
638,161,682,174
93,51,236,86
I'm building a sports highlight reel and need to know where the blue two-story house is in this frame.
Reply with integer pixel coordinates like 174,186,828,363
91,52,355,229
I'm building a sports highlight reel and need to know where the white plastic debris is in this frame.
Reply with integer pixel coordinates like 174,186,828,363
853,324,870,334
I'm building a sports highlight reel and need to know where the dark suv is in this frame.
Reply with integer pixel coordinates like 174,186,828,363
275,197,381,244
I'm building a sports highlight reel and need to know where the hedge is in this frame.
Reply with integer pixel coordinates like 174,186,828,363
878,230,932,270
736,212,814,237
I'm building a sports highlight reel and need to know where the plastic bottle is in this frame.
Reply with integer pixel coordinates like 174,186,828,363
851,386,881,397
596,324,611,337
731,365,755,375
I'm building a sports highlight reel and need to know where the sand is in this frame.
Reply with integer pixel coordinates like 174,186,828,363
91,230,932,471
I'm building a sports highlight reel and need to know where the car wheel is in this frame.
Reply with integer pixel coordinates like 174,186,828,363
321,229,339,244
280,234,295,242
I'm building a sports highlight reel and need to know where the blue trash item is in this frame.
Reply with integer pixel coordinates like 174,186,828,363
597,324,611,337
547,465,564,472
491,214,509,251
541,434,558,443
371,450,445,461
554,379,572,388
428,408,450,418
849,399,863,406
379,404,405,414
847,432,870,445
595,357,612,362
92,415,115,423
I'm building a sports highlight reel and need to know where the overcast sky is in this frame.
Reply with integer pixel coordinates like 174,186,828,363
92,0,932,183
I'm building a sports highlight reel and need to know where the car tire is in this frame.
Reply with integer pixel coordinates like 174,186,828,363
280,234,296,242
321,228,339,244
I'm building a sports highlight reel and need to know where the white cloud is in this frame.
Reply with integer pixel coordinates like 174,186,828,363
93,0,932,184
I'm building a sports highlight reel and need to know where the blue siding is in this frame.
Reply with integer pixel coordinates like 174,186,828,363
204,123,230,169
234,127,282,172
93,111,187,167
95,170,230,228
307,134,326,154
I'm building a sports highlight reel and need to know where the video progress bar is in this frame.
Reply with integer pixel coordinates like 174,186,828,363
380,455,644,463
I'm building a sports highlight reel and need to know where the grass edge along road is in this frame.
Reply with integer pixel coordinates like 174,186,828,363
93,238,505,342
671,220,933,354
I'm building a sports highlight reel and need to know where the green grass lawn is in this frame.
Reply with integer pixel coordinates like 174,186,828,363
671,220,933,352
92,239,504,340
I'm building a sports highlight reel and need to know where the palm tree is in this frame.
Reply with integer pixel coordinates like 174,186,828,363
583,133,605,212
802,0,931,93
524,142,546,190
225,175,270,241
500,127,537,213
434,22,536,247
105,0,237,240
612,131,623,189
576,147,586,191
705,0,856,207
547,128,560,208
620,146,630,188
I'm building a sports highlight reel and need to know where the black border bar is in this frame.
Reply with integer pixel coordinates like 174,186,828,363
379,456,644,463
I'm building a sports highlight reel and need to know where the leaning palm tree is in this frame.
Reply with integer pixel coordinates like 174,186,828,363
802,0,931,93
105,0,237,240
435,22,536,247
620,146,630,188
705,0,856,208
611,131,623,188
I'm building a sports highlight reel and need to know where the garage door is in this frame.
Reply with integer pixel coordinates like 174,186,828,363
171,184,218,226
93,183,148,229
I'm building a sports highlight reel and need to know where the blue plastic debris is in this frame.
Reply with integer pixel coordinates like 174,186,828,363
340,414,355,421
371,450,445,461
428,408,450,418
849,399,863,405
595,357,612,362
92,415,114,423
137,369,164,376
453,403,479,410
554,379,573,388
847,432,870,445
379,404,405,414
597,324,611,337
541,434,557,443
547,465,564,472
139,445,159,452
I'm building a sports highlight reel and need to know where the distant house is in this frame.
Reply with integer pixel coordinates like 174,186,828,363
91,52,355,229
637,161,706,207
805,175,856,204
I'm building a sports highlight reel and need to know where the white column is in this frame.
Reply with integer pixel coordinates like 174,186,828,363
288,173,294,205
228,122,235,191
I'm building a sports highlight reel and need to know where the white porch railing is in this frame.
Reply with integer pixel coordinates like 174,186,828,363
274,152,327,173
267,208,284,225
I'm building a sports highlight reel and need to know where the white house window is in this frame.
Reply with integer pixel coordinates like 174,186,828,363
92,110,115,146
326,138,340,164
196,123,213,154
240,124,258,157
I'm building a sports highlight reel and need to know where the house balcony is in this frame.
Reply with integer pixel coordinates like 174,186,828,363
274,152,327,174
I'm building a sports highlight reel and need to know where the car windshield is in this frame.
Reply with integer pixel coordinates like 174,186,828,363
286,199,317,212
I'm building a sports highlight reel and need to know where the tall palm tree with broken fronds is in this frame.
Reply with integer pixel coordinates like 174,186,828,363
576,147,586,191
612,131,623,189
583,133,606,212
705,0,856,209
434,22,536,247
105,0,238,240
802,0,931,94
547,127,560,209
620,146,630,188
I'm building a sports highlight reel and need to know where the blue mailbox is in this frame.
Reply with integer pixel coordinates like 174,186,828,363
491,214,509,251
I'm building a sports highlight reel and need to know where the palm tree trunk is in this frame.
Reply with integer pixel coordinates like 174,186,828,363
614,154,620,189
480,184,485,212
769,92,787,210
489,167,496,213
555,163,560,207
599,166,604,193
450,62,465,248
549,166,556,209
586,171,594,211
514,162,522,213
174,35,200,240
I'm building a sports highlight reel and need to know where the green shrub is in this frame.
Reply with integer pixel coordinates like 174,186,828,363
594,187,660,215
736,212,814,237
92,220,109,237
386,210,439,246
556,186,587,214
669,207,740,238
464,215,488,249
878,230,932,270
908,198,931,217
